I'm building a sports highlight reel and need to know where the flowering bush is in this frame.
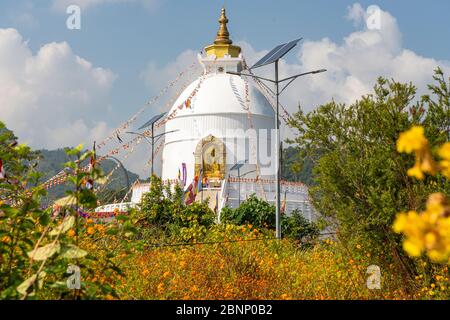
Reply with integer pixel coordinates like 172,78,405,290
394,126,450,263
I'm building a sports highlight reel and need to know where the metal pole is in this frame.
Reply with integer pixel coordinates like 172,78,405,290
238,167,241,206
151,123,154,177
201,146,203,202
275,60,281,239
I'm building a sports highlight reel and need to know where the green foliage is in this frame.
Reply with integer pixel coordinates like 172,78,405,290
287,68,450,278
0,121,50,298
36,148,139,205
138,176,215,242
221,194,275,230
281,209,320,244
282,146,314,185
0,128,135,299
222,196,319,244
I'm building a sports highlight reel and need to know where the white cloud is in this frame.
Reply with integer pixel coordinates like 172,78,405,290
51,0,162,12
0,28,117,149
140,4,450,145
346,3,365,27
144,4,449,116
239,4,449,113
141,49,202,112
3,3,446,178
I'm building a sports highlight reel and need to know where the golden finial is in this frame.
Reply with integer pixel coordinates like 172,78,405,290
204,7,241,58
214,8,232,45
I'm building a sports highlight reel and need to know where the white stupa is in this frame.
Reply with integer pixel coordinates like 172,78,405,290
162,8,275,186
98,8,315,222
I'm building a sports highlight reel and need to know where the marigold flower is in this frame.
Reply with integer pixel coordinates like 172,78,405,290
87,227,95,235
67,229,76,237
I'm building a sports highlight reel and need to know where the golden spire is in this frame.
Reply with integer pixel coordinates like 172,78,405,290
204,7,241,59
214,8,232,45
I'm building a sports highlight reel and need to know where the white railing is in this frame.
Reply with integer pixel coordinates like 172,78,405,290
217,178,229,223
94,202,136,213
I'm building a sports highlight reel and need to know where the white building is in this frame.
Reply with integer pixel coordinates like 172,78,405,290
97,8,316,222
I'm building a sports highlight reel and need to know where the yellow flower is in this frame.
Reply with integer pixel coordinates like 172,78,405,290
190,285,198,293
420,152,438,175
403,239,423,257
396,126,428,154
407,162,425,180
438,142,450,160
424,232,437,249
439,143,450,178
67,229,76,237
87,227,95,235
440,160,450,178
394,192,450,263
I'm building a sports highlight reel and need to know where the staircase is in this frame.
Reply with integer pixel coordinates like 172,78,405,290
196,188,221,212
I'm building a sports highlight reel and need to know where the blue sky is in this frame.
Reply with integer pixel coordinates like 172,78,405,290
0,0,449,174
1,0,449,117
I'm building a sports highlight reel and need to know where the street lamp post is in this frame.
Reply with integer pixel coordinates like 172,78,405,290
234,169,257,206
274,60,281,239
227,39,326,239
238,166,241,206
230,160,248,207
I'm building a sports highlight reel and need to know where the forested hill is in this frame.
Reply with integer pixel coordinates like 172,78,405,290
282,146,314,185
36,146,312,205
36,148,140,204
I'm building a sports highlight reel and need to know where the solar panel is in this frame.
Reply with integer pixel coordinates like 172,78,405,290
138,112,166,130
251,38,302,69
230,163,245,171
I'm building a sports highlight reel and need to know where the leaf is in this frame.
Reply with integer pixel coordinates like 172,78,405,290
49,215,75,236
16,271,46,296
60,244,88,259
27,242,60,261
66,144,84,156
39,212,51,226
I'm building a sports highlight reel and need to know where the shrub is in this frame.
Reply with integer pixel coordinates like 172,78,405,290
281,209,320,244
221,194,275,230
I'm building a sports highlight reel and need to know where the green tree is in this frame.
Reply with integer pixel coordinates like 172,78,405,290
139,176,214,241
281,209,320,245
287,69,450,282
282,146,314,185
221,194,275,230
